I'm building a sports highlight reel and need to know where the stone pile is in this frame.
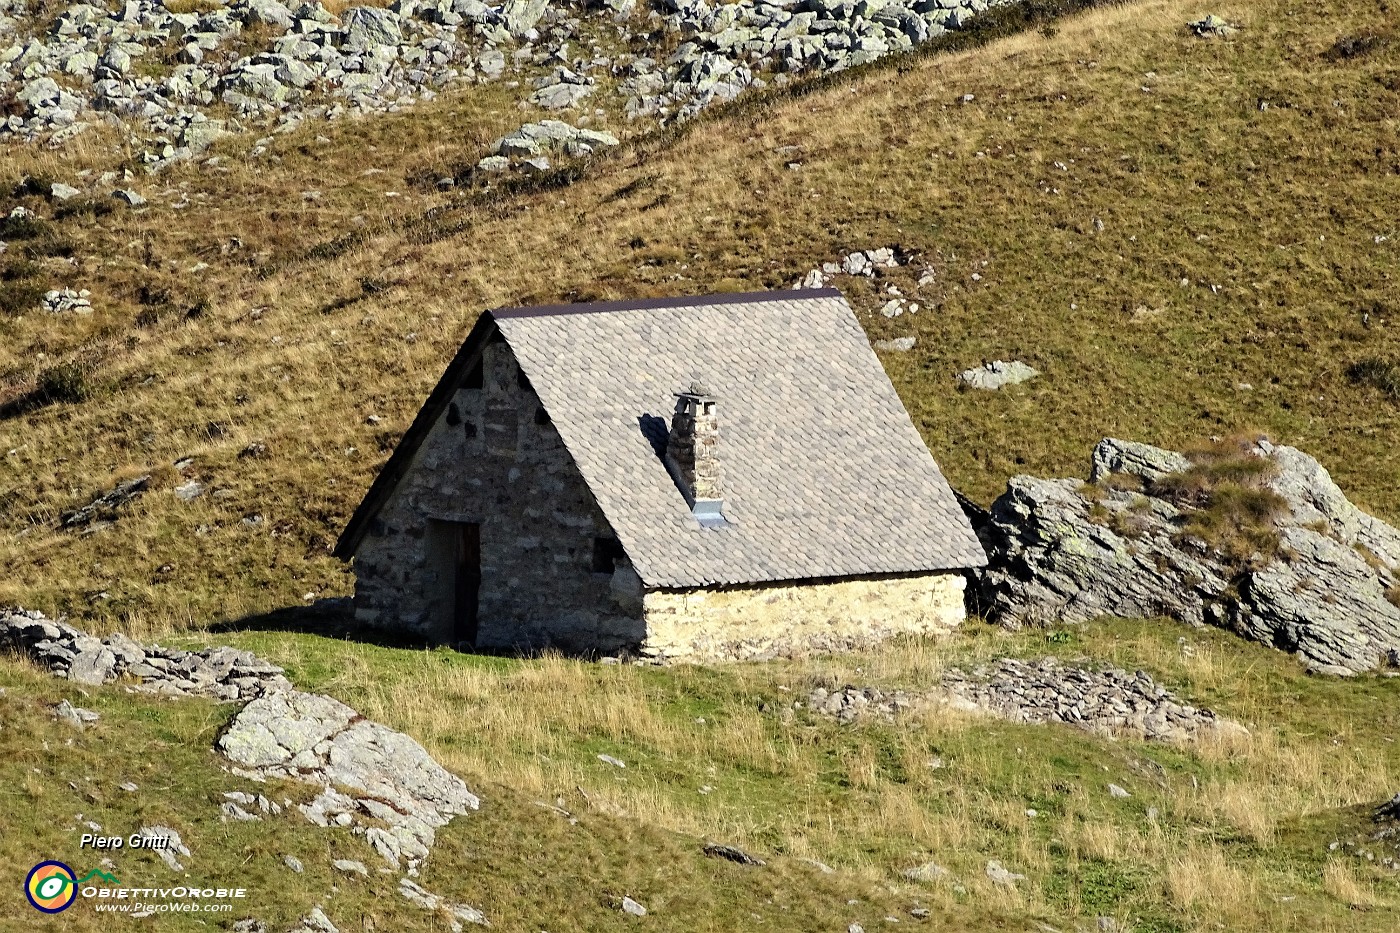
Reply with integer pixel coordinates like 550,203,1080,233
217,689,481,874
795,246,905,287
806,656,1244,742
40,286,93,313
979,438,1400,675
956,359,1039,389
940,656,1244,742
477,117,618,171
0,607,292,699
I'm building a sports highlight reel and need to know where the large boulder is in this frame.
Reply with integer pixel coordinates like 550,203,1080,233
341,6,403,50
501,0,548,35
218,690,479,872
980,438,1400,675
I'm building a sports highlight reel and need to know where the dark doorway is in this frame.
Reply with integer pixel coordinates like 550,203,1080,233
453,523,481,648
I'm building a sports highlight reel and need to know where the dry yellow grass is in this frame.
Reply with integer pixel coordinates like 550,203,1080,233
1323,859,1381,910
186,618,1399,932
1165,843,1263,922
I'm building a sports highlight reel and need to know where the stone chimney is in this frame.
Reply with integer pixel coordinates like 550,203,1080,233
666,385,725,525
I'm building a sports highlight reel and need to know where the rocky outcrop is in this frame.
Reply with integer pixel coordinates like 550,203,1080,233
0,607,292,699
979,438,1400,675
806,655,1245,743
217,689,480,873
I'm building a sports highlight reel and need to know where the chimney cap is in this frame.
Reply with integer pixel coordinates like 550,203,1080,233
676,381,715,398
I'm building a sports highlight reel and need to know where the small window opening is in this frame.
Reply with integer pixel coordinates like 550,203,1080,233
464,358,484,389
591,536,626,574
446,403,462,427
463,422,478,439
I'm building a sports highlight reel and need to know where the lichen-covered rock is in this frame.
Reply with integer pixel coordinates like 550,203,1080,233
218,689,480,873
980,438,1400,675
957,359,1040,390
978,473,1230,627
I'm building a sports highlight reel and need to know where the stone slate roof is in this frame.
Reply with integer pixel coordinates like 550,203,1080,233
491,288,986,587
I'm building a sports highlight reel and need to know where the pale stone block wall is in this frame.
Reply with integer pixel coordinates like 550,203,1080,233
641,571,967,661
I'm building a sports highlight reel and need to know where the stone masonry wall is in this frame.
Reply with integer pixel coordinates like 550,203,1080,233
351,336,645,652
642,571,966,661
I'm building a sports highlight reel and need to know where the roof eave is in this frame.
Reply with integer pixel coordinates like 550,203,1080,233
640,560,987,591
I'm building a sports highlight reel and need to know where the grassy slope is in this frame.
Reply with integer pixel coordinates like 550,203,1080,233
4,619,1399,931
0,0,1397,629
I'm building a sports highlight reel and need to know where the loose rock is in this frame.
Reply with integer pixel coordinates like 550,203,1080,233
957,359,1040,390
397,877,488,928
137,825,191,871
54,699,99,726
985,859,1025,886
703,842,765,865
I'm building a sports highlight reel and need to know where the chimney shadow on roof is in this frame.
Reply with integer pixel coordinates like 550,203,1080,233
638,413,669,460
639,412,694,506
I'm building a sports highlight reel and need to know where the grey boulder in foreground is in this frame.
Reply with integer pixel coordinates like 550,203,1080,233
217,689,480,873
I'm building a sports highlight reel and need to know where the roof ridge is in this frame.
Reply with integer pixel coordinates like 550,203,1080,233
491,287,842,320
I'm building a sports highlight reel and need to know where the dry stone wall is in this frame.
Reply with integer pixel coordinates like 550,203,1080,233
351,337,647,652
642,570,965,660
0,606,291,699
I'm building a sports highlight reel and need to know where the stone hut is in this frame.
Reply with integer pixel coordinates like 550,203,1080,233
334,288,986,660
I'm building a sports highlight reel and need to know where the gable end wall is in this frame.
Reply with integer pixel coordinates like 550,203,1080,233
350,338,646,651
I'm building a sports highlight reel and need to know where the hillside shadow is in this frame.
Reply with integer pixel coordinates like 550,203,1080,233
207,603,635,660
207,600,431,650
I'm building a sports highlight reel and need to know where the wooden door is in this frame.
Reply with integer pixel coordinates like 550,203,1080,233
454,523,481,648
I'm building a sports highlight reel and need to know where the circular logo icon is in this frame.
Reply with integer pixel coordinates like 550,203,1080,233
26,861,77,913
